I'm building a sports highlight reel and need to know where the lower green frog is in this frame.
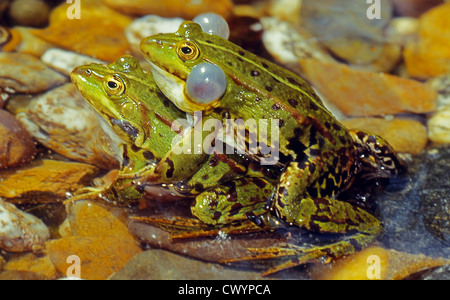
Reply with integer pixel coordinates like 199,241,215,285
71,55,404,276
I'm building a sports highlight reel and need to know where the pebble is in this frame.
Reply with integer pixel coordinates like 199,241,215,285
41,48,104,76
0,159,100,204
16,83,119,170
309,246,449,280
404,3,450,79
0,110,36,169
103,0,233,19
111,249,265,280
125,15,184,60
0,52,66,94
428,108,450,144
426,74,450,144
31,0,132,62
300,0,400,73
385,17,419,47
0,197,50,252
6,26,55,57
299,59,438,116
8,0,50,27
260,17,335,73
392,0,443,17
46,200,141,280
342,117,428,155
2,252,58,279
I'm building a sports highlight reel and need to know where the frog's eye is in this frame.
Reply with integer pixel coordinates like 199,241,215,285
186,62,227,105
177,41,199,61
105,75,125,96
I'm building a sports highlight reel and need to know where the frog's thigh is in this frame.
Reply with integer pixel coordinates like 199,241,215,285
191,178,275,226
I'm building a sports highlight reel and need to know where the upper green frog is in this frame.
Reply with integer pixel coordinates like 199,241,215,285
140,22,406,274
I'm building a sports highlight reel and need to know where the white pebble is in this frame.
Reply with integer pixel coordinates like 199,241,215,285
41,48,104,76
0,198,50,252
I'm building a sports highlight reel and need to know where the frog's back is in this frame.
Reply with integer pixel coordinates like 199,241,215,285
194,32,353,151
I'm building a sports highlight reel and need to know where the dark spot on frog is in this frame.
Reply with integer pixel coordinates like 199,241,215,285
227,61,232,66
238,50,245,56
255,97,262,102
272,103,281,110
309,149,321,157
111,118,138,139
250,70,260,77
367,135,377,144
308,163,316,174
206,40,213,44
332,156,339,167
324,121,331,130
273,76,281,83
307,185,319,198
143,151,155,160
229,203,244,216
279,119,285,127
262,62,269,69
237,57,244,62
202,174,209,180
288,99,298,108
318,136,325,148
163,100,171,108
213,211,222,220
266,86,273,92
165,158,175,179
309,101,319,111
194,182,204,192
332,123,342,131
339,135,348,144
122,147,130,167
253,178,268,189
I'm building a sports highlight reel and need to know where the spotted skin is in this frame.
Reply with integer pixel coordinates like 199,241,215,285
139,22,406,275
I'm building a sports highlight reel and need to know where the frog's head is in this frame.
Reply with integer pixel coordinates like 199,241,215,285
140,21,229,113
70,56,178,165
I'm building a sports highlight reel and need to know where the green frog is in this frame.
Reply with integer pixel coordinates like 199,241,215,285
139,22,405,274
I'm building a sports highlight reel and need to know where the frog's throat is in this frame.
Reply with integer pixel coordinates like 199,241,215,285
94,110,125,165
148,61,204,114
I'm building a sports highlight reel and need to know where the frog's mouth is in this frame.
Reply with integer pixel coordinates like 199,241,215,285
148,61,186,108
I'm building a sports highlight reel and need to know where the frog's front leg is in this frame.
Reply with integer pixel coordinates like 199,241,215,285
138,177,280,238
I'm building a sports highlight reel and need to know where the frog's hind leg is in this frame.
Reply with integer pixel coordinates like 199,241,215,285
232,193,383,275
242,154,384,275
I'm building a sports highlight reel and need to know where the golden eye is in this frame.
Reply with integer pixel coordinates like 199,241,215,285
177,41,199,61
105,75,125,95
